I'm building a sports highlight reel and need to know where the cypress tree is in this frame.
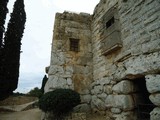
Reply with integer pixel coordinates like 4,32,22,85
41,75,48,93
0,0,26,100
0,0,9,46
0,0,9,100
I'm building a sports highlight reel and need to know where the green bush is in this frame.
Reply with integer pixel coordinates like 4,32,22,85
27,87,43,98
39,89,80,118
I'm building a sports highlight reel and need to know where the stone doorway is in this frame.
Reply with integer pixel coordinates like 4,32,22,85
132,77,155,120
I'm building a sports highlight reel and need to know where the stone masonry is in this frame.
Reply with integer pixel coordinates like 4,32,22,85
45,0,160,120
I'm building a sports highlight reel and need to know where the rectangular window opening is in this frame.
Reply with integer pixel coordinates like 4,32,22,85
106,17,115,29
70,38,79,52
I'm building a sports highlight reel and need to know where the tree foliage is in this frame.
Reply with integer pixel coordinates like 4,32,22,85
0,0,26,100
39,89,81,119
41,75,48,93
0,0,9,46
27,87,43,98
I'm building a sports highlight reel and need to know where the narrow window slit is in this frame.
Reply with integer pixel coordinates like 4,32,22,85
106,17,115,29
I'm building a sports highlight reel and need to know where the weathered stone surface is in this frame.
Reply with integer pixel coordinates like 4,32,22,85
65,66,74,75
113,111,135,120
71,113,86,120
104,85,112,94
149,94,160,106
66,78,72,85
81,95,91,104
46,0,160,119
91,85,103,95
150,107,160,120
50,51,65,65
124,52,160,76
44,76,58,92
91,95,106,111
44,75,68,93
97,93,107,102
105,95,134,111
111,108,122,114
73,104,91,113
99,77,111,86
48,65,64,75
146,75,160,93
112,80,135,94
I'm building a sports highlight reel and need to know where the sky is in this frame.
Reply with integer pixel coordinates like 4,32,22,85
7,0,99,93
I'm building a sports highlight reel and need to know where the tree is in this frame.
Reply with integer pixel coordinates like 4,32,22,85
0,0,9,46
0,0,9,100
41,75,48,93
28,87,43,98
0,0,26,100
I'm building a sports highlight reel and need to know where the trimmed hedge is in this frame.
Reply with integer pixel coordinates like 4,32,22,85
39,89,80,117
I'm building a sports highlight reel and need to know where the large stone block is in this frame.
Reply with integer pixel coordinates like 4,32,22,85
44,75,68,93
112,80,135,94
50,51,65,65
97,93,107,102
65,66,74,75
149,93,160,106
81,95,91,104
44,75,58,92
105,95,135,111
99,77,111,86
91,85,103,95
73,104,91,113
145,75,160,93
104,85,112,94
48,65,64,75
124,52,160,76
150,107,160,120
91,95,106,111
111,108,122,114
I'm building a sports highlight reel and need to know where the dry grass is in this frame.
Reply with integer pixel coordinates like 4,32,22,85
0,96,37,106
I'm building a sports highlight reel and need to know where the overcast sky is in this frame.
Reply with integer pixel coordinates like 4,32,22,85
7,0,99,93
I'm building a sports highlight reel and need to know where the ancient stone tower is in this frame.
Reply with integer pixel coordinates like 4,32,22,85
45,0,160,119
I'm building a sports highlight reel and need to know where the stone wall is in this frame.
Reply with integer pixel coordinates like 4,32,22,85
45,0,160,119
44,11,93,112
91,0,160,119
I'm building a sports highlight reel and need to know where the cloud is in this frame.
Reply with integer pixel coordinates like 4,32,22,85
15,72,44,93
41,0,52,8
52,0,99,13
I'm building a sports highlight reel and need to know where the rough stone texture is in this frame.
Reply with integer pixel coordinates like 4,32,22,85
112,111,135,120
46,0,160,119
71,113,86,120
91,95,106,111
146,75,160,93
150,107,160,120
73,104,91,113
111,108,122,114
105,95,135,111
149,94,160,106
80,95,91,104
45,11,93,95
112,80,135,94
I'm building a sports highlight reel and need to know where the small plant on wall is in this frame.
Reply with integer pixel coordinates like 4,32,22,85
39,88,81,120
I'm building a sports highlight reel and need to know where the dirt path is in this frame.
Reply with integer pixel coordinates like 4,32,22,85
0,108,108,120
0,108,41,120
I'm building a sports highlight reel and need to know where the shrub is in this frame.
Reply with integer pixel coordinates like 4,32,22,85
39,89,80,118
27,87,43,98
